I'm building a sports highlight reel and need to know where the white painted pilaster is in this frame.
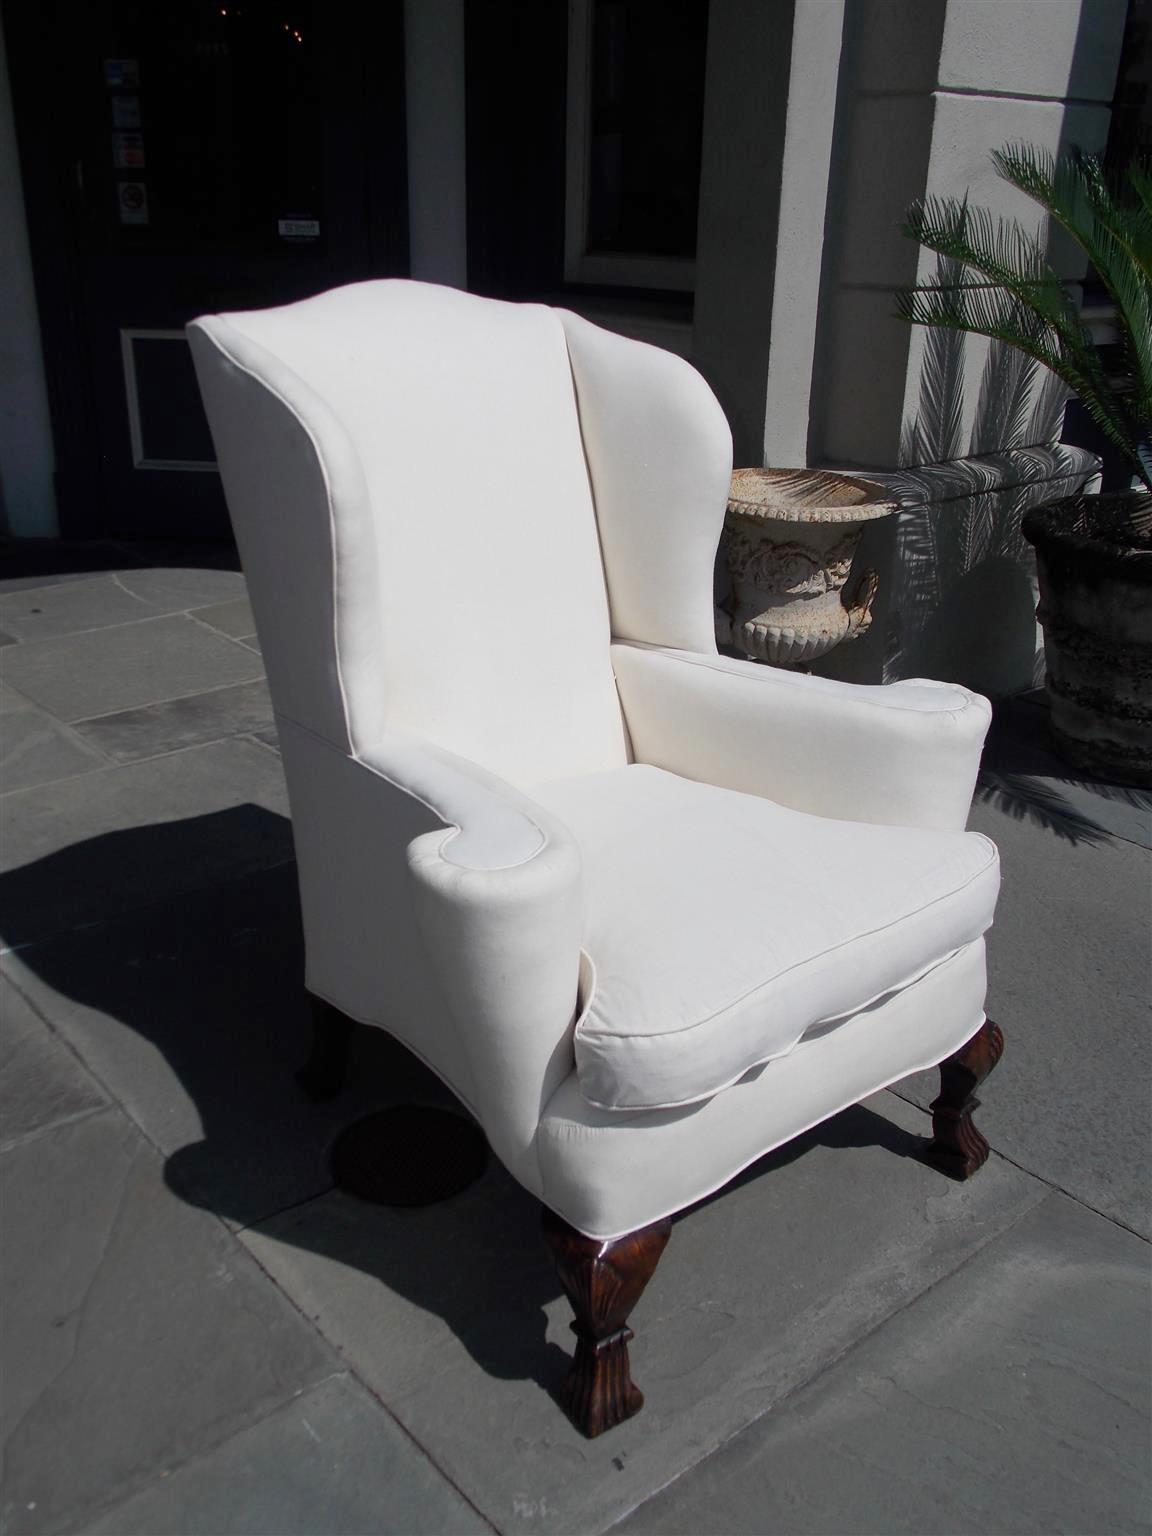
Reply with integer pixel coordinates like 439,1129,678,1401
691,0,796,465
760,0,846,468
0,8,57,537
403,0,468,288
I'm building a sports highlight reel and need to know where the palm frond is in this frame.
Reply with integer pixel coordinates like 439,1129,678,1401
1131,161,1152,223
898,148,1152,493
899,279,1146,481
992,145,1152,454
902,195,1059,304
993,144,1152,284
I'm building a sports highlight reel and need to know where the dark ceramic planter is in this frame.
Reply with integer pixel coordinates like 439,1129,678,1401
1022,491,1152,787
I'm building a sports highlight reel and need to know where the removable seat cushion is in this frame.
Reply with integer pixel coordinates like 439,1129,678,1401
533,765,999,1112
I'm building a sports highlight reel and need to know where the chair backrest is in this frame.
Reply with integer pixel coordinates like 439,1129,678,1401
188,280,732,786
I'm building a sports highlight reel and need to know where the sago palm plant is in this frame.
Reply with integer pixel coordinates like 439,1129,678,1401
896,143,1152,520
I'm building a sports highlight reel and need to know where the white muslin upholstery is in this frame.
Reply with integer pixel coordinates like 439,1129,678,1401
611,643,991,831
559,312,732,654
274,717,583,1188
188,278,999,1239
538,939,990,1239
534,765,999,1112
189,281,627,784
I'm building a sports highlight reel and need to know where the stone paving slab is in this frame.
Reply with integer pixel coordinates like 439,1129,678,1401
0,544,1146,1536
0,1109,337,1536
0,577,158,643
0,614,262,722
69,679,273,764
0,972,107,1149
1,865,457,1229
242,1092,1048,1536
896,794,1152,1239
250,725,281,752
616,1192,1152,1536
0,541,144,593
189,597,256,639
0,704,108,793
0,739,292,946
114,567,248,612
81,1374,490,1536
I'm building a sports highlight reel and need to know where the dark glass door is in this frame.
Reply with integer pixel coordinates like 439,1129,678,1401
6,0,407,537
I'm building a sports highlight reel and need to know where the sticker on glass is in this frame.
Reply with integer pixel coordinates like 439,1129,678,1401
104,59,140,88
113,133,145,169
111,96,141,129
118,181,149,225
277,216,321,241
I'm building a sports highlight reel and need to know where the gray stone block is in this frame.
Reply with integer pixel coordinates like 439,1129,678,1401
0,707,108,794
817,285,914,467
846,0,947,93
1,615,262,722
2,864,457,1228
0,739,292,945
70,680,274,764
0,1111,335,1536
242,1092,1047,1536
616,1193,1152,1536
835,93,937,288
0,973,107,1149
82,1374,487,1536
924,96,1111,283
938,0,1127,102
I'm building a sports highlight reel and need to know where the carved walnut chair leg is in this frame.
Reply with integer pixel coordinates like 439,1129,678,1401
542,1207,672,1438
296,994,354,1101
922,1018,1005,1179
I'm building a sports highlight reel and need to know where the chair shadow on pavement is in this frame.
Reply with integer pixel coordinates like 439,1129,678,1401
0,807,930,1408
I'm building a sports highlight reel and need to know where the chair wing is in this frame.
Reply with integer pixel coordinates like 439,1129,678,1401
559,311,733,654
189,280,630,787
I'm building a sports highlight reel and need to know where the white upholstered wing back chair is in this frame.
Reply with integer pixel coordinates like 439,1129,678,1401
189,280,1003,1438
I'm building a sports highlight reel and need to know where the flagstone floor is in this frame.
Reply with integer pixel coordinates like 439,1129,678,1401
1,540,1149,1536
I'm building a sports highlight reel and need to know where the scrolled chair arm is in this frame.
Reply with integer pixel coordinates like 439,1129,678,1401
611,641,992,832
352,732,585,1184
355,733,571,873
